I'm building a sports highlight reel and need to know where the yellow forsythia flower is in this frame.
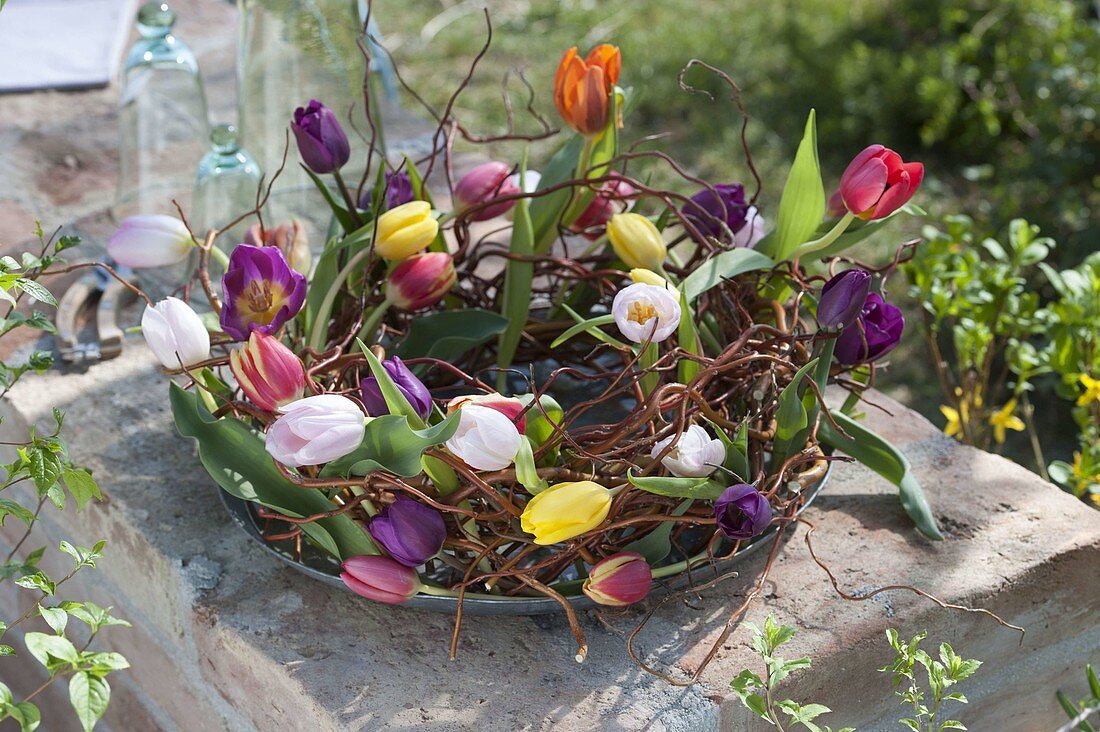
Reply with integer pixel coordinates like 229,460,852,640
520,481,612,545
607,213,667,271
375,201,439,260
1077,374,1100,407
940,405,962,439
988,399,1025,445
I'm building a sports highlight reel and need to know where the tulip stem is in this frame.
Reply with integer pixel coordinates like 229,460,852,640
207,243,230,270
308,246,376,354
357,300,392,343
796,212,854,257
332,169,365,229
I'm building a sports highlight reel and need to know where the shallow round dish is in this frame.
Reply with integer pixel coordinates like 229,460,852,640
219,464,830,616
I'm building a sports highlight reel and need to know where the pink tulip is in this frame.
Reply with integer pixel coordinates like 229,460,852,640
570,178,637,240
447,393,527,434
453,162,519,221
838,145,924,220
385,252,456,311
341,555,423,604
229,332,307,411
582,552,652,606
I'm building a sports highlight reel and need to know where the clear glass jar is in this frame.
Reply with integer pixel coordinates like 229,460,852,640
115,2,210,222
236,0,371,238
193,124,264,249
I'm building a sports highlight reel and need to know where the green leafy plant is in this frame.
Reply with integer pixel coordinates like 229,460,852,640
881,629,981,732
0,225,129,730
1056,664,1100,732
730,616,853,732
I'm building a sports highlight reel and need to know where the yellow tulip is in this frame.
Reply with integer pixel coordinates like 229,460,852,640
629,268,668,287
607,213,667,271
520,481,612,545
375,201,439,260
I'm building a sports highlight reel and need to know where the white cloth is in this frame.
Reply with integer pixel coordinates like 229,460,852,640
0,0,137,92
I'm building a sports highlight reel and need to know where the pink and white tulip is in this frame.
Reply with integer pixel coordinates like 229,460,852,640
445,404,522,471
265,394,365,467
582,552,653,606
385,252,456,311
141,297,210,368
650,424,726,478
446,393,527,433
108,215,194,268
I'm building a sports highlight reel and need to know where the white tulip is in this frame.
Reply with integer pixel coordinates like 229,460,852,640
265,395,365,467
509,169,541,193
141,297,210,368
650,424,727,478
107,215,195,268
445,404,522,471
612,282,681,343
732,206,766,249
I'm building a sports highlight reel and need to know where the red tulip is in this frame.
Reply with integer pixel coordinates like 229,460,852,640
385,252,456,311
838,145,924,220
570,177,637,240
582,552,652,606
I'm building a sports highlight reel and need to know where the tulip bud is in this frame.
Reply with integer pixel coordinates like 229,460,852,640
629,268,669,288
291,100,350,174
385,252,455,310
447,393,527,433
444,404,522,472
554,45,621,136
341,555,423,604
582,552,653,606
521,481,613,545
571,178,637,240
731,206,767,249
108,215,194,269
838,145,924,220
368,497,447,567
817,269,872,331
141,297,210,368
375,201,439,260
264,394,365,467
454,162,520,221
834,292,905,365
243,220,311,275
360,356,433,419
714,484,772,540
229,332,307,411
650,424,726,478
612,282,681,344
607,213,667,271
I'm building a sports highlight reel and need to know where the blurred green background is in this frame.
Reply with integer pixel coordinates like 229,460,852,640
372,0,1098,457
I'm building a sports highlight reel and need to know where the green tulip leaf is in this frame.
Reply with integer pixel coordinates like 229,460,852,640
682,248,775,302
320,411,461,479
301,165,357,234
623,498,693,565
358,339,423,428
497,153,535,380
626,470,726,500
768,109,825,261
531,135,586,253
817,409,943,540
394,309,509,365
169,383,378,559
514,436,548,494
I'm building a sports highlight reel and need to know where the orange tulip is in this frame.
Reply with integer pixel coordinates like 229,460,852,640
553,44,621,136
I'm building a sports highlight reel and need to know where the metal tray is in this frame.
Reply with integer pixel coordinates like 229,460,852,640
219,466,830,616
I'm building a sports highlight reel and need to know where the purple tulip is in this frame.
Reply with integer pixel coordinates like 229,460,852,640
360,356,433,419
835,292,905,365
714,483,772,540
291,100,350,174
817,269,872,331
368,497,447,567
359,171,417,211
220,245,307,341
683,183,749,241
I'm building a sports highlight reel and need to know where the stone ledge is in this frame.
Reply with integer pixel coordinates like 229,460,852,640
0,343,1097,731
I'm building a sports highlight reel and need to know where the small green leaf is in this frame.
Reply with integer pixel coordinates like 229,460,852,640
69,672,110,732
514,437,547,493
626,471,725,499
550,311,621,349
38,605,67,635
15,279,56,306
9,701,41,732
61,468,101,512
23,631,78,667
15,572,55,595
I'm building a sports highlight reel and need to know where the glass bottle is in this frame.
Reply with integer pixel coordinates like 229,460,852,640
237,0,386,238
115,2,210,222
193,124,264,248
